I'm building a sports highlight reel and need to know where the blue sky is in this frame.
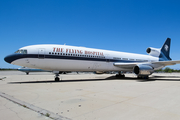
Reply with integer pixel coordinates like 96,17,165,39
1,0,180,69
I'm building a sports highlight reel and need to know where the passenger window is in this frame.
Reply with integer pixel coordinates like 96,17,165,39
122,58,128,60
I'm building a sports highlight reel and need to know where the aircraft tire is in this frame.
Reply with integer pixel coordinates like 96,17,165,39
116,74,125,78
55,77,59,82
137,76,149,79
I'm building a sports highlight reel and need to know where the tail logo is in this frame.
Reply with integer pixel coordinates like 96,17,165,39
164,44,169,52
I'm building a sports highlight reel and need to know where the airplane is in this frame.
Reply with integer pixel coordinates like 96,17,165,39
4,38,180,81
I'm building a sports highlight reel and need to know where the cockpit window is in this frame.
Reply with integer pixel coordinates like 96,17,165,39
15,50,19,53
24,50,27,54
15,49,27,54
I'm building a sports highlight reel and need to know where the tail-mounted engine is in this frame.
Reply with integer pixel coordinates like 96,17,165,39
146,47,160,57
134,64,154,76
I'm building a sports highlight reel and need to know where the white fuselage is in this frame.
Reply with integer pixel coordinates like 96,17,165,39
11,44,161,72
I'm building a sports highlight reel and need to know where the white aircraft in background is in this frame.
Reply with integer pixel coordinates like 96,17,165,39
18,67,51,75
4,38,180,81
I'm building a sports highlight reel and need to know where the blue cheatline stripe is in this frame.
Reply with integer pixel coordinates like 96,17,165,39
4,53,144,64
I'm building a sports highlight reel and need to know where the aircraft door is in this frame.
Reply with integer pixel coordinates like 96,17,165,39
105,54,111,70
105,54,110,63
38,48,45,59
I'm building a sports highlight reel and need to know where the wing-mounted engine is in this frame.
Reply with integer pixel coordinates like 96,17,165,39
134,64,154,76
146,47,160,57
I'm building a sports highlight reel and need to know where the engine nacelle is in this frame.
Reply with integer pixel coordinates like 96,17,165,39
146,47,160,57
134,65,154,76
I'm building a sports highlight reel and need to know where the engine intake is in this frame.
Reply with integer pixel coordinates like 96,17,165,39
134,65,154,76
146,47,160,57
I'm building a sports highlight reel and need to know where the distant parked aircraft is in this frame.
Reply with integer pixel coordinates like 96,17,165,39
18,67,50,75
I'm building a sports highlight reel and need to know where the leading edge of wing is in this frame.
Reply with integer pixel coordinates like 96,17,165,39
113,62,138,67
113,60,180,68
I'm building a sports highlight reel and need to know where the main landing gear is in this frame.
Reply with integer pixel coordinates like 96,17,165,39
116,71,125,78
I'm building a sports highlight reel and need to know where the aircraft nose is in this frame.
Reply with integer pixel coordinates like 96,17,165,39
4,54,15,64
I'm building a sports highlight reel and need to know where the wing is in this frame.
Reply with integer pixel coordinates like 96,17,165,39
113,60,180,69
113,62,137,67
113,62,138,70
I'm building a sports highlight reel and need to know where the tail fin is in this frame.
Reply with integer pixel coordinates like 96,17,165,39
160,38,172,60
